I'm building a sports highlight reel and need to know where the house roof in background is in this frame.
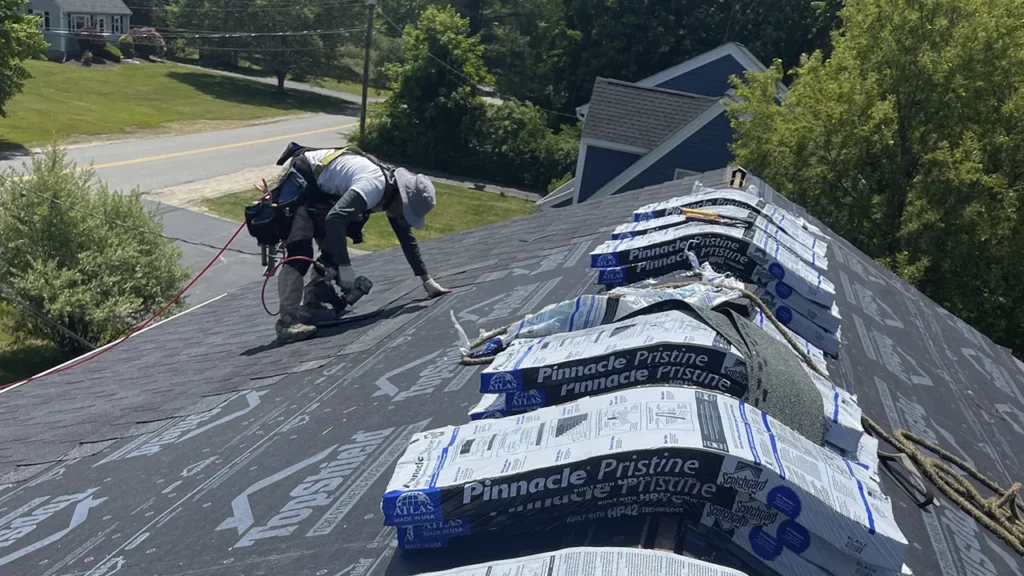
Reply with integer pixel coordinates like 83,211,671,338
581,78,717,152
0,168,1022,576
57,0,133,15
637,41,768,87
576,42,776,120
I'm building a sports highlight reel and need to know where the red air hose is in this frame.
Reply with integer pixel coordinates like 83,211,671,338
260,255,319,316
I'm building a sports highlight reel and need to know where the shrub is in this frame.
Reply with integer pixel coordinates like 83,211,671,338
0,145,192,355
130,27,166,60
118,34,135,58
104,42,122,63
81,50,94,66
75,27,106,55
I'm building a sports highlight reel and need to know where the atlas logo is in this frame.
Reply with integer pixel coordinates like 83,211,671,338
509,389,543,408
594,253,617,268
484,373,518,392
394,492,435,517
601,268,625,284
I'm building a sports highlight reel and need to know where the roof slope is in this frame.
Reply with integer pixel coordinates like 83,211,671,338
1,168,1022,576
581,78,717,151
57,0,133,15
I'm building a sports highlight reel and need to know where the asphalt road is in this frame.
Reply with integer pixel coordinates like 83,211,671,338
0,113,360,306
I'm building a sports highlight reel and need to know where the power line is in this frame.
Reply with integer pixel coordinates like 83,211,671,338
375,7,578,120
0,173,262,257
28,26,364,39
126,0,365,9
0,283,96,350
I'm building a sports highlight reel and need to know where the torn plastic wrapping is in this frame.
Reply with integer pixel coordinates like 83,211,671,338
382,386,907,570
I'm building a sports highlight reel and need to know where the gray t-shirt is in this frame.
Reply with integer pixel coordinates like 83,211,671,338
303,149,388,211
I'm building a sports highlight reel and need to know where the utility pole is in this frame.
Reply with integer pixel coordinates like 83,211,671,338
360,0,378,139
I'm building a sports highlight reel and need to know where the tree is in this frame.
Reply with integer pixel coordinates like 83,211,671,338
358,5,492,167
469,0,844,117
0,0,47,117
727,0,1024,356
165,0,357,90
0,146,192,355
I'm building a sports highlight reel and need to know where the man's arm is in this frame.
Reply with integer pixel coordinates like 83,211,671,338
388,217,451,298
388,216,428,277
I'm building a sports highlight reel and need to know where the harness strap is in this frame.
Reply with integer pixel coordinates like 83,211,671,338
312,146,401,210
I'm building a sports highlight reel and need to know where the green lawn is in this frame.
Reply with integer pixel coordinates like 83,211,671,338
0,60,354,149
310,78,391,99
203,181,535,251
0,304,69,386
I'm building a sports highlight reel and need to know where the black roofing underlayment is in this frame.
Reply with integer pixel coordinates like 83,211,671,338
1,168,1023,576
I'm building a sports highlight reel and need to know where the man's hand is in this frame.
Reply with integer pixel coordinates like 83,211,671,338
335,265,356,292
421,276,452,299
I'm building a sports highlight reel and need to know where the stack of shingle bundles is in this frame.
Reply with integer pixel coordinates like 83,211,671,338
408,547,752,576
468,308,864,459
380,385,908,576
591,189,842,357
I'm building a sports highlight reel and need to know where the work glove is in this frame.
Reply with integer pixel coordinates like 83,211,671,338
335,265,356,293
421,275,452,299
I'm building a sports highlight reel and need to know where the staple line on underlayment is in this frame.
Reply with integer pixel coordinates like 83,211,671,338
458,279,1024,557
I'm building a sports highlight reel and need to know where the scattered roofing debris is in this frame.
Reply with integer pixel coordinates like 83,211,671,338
0,167,1021,576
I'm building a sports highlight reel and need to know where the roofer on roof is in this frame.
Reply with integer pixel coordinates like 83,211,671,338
272,142,451,344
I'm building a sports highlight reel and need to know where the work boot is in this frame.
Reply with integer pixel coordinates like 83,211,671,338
276,314,317,344
277,264,317,343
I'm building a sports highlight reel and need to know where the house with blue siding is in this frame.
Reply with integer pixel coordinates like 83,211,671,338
539,42,772,209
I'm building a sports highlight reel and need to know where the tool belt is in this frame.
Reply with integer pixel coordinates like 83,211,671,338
244,143,399,247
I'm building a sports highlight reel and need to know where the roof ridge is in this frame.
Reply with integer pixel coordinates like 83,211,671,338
594,77,720,101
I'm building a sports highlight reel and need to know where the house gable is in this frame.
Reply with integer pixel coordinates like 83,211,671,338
575,145,643,204
614,112,734,194
649,54,750,97
588,101,728,201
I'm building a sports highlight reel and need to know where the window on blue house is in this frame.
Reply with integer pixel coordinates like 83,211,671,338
44,11,50,31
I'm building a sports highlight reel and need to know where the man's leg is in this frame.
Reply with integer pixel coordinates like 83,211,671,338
322,189,369,290
277,206,318,343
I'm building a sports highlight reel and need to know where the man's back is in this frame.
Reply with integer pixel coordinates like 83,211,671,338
303,149,387,209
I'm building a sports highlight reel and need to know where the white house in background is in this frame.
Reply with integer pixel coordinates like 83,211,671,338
27,0,132,60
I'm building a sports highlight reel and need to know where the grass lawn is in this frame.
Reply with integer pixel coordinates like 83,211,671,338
0,304,69,386
203,181,535,251
0,60,354,150
310,78,391,99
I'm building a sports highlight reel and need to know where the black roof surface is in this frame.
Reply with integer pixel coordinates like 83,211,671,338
1,168,1023,576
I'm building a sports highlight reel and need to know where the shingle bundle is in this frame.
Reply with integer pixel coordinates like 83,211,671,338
382,178,907,576
383,386,908,572
591,187,842,356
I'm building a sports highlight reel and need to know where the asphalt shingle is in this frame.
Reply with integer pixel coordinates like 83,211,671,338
0,167,1020,576
581,78,718,151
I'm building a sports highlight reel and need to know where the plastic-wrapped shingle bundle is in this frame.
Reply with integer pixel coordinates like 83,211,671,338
632,185,830,253
381,386,908,572
591,223,836,310
476,308,862,451
406,547,751,576
453,281,744,363
611,205,829,273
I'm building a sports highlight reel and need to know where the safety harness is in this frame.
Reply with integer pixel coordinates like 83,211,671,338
243,144,400,249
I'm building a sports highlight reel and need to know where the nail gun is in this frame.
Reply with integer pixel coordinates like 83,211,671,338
309,263,373,316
